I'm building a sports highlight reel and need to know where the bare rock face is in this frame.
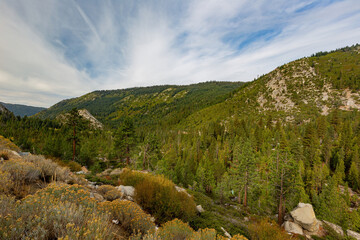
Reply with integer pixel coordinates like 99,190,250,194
290,203,319,232
347,230,360,240
117,185,135,198
283,221,304,235
323,220,344,236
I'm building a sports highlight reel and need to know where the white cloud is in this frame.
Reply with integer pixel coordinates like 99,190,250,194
0,0,359,107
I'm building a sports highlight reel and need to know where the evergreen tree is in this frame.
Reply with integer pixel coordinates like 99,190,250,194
114,117,136,165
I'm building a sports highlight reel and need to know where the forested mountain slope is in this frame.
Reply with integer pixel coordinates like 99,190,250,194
35,82,244,127
0,102,46,117
183,44,360,128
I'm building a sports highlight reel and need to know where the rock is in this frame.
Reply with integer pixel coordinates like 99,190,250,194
175,186,191,197
347,229,360,240
323,220,344,236
117,185,135,197
90,192,105,202
283,221,304,235
290,203,319,232
221,227,232,238
81,166,89,174
126,196,134,201
284,213,293,221
196,205,204,213
110,168,123,176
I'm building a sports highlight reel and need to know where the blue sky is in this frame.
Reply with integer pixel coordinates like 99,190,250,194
0,0,359,107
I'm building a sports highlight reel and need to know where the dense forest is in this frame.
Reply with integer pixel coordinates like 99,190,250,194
1,44,360,239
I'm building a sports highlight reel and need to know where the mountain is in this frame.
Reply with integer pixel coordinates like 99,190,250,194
35,81,244,127
0,103,11,115
182,44,360,128
1,102,46,117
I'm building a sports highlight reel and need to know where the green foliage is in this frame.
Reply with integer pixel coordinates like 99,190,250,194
120,169,196,223
248,218,293,240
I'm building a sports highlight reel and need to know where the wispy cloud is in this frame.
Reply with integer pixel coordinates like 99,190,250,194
0,0,359,107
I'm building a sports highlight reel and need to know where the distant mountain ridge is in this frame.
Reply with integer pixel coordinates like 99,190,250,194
35,81,244,127
1,102,46,117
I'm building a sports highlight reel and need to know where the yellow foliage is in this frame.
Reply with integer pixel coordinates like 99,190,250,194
0,135,21,152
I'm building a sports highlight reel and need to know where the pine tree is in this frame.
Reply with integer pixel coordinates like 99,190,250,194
231,138,257,208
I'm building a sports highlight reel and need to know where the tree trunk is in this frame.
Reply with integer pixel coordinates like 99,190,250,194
126,145,130,165
72,125,76,161
244,171,248,207
278,168,284,225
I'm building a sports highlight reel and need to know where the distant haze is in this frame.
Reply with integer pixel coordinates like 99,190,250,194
0,0,359,107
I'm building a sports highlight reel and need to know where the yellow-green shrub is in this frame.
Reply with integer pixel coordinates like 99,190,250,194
157,218,195,240
97,185,123,201
0,183,117,240
248,218,292,240
0,135,21,152
100,199,155,236
120,169,196,223
0,170,12,194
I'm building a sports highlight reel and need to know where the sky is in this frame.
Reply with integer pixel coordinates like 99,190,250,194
0,0,360,107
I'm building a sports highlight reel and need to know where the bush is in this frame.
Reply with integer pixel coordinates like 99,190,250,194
23,155,86,185
0,135,21,152
141,218,248,240
97,185,123,201
0,170,12,194
248,218,292,240
0,183,117,240
100,199,155,236
157,219,195,240
120,169,196,223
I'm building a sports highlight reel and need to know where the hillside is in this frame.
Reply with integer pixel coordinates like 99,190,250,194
35,82,244,127
183,44,360,128
1,102,46,117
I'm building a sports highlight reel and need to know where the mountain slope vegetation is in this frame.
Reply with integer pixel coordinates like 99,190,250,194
1,102,46,117
36,81,244,128
182,44,360,128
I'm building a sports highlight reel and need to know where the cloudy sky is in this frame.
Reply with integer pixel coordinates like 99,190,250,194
0,0,359,107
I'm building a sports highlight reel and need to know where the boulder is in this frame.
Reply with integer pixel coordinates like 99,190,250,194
175,186,191,197
323,220,344,236
196,205,204,213
347,230,360,240
283,221,304,235
117,185,135,197
290,203,319,232
110,168,123,176
90,192,105,202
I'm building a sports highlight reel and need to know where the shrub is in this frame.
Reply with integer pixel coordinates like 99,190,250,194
23,155,86,185
100,199,155,236
0,183,117,240
66,160,82,172
97,185,123,201
0,135,21,152
120,169,196,223
248,218,292,240
0,170,12,194
157,219,194,240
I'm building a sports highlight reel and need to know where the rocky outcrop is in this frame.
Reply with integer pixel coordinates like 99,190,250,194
290,203,319,232
284,203,360,239
323,221,343,236
347,230,360,240
78,109,103,129
283,221,303,235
